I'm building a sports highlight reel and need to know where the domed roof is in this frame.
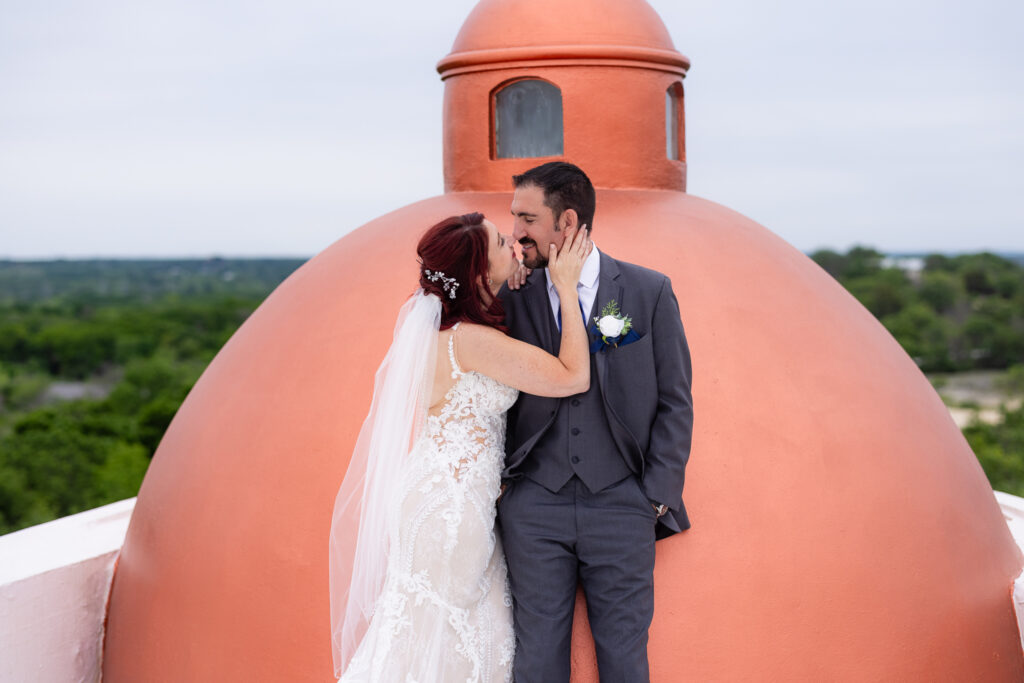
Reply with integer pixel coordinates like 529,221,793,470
438,0,688,76
103,190,1024,682
451,0,676,52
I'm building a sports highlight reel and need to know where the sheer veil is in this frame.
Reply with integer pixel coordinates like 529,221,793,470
329,290,441,678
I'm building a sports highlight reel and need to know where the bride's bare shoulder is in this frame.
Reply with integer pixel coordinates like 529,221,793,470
454,322,506,344
453,323,515,365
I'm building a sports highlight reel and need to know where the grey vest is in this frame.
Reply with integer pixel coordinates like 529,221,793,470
519,308,633,493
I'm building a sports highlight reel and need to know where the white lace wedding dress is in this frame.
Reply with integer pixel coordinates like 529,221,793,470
339,323,518,683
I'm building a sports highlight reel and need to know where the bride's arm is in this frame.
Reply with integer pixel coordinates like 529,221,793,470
458,228,591,398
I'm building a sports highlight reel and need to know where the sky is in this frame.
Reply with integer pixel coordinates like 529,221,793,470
1,0,1022,258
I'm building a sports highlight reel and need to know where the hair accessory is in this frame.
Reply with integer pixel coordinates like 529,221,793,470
424,268,459,299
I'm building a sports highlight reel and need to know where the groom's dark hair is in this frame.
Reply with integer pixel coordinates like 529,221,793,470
512,162,595,232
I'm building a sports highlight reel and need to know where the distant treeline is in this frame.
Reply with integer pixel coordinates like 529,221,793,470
0,258,304,532
0,252,1022,534
0,258,306,304
810,247,1024,372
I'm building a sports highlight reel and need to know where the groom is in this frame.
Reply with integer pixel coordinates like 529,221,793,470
497,162,694,682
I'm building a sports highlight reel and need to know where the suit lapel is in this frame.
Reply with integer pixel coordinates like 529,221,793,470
593,252,623,390
591,254,644,468
521,272,556,354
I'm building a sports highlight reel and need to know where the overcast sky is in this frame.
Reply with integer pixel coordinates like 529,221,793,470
1,0,1021,258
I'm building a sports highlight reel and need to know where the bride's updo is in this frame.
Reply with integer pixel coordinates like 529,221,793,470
417,212,506,332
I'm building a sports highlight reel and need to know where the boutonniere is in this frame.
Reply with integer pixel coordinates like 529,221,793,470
589,300,641,352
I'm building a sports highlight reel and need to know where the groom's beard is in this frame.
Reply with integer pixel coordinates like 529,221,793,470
519,238,548,270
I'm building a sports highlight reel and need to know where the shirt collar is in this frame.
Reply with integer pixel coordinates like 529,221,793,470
546,243,601,292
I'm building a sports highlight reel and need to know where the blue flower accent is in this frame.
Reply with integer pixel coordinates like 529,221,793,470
589,324,641,353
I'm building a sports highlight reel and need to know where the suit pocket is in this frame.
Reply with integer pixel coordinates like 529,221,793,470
606,331,651,355
627,475,658,520
605,331,654,377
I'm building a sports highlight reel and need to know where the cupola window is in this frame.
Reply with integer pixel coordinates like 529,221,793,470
494,79,564,159
666,82,684,161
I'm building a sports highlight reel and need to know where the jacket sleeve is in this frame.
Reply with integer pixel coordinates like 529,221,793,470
641,275,694,510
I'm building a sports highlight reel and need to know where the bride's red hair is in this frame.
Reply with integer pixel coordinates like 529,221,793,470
417,213,507,332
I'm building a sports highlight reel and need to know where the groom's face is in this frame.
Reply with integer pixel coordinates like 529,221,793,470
511,183,564,270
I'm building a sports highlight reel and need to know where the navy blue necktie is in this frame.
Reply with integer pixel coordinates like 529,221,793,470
555,297,588,332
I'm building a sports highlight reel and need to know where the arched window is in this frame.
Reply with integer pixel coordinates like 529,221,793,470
494,79,564,159
666,82,684,161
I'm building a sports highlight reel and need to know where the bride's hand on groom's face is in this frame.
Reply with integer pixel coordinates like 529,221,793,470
548,224,591,292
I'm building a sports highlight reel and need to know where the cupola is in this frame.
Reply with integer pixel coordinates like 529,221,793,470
437,0,690,192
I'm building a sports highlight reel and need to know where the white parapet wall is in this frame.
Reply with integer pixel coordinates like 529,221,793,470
993,490,1024,652
2,491,1024,680
0,498,136,683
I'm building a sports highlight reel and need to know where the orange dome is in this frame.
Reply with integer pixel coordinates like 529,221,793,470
102,191,1024,682
439,0,689,76
450,0,677,52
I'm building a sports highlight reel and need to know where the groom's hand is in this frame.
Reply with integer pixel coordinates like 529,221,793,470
506,260,531,290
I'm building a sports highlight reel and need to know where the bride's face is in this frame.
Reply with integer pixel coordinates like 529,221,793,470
484,219,517,296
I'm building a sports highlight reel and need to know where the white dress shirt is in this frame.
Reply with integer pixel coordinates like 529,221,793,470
545,244,601,330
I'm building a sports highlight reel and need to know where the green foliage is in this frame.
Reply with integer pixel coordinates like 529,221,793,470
0,258,303,534
809,245,884,280
809,249,846,279
34,321,118,377
917,271,961,313
1,402,123,527
0,362,50,413
845,268,911,318
961,298,1024,368
924,253,954,272
881,304,955,371
92,442,150,503
964,404,1024,497
996,365,1024,395
813,248,1024,373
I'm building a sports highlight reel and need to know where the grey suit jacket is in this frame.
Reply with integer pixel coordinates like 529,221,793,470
499,251,694,539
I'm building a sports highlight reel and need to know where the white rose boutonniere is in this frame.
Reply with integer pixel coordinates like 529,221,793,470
589,299,640,352
597,315,625,338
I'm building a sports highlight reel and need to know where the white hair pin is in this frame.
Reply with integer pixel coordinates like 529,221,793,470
424,268,459,299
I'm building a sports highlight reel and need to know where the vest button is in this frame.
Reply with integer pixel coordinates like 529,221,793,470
571,456,580,464
571,427,580,436
571,398,580,407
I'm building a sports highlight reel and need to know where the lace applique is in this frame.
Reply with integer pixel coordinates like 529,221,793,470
339,328,518,683
427,322,518,483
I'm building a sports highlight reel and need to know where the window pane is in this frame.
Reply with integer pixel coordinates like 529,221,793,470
495,80,564,159
666,85,680,160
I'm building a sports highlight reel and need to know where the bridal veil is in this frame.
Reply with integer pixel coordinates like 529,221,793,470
328,290,441,678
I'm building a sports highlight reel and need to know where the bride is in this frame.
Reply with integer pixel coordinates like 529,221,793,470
329,212,592,682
